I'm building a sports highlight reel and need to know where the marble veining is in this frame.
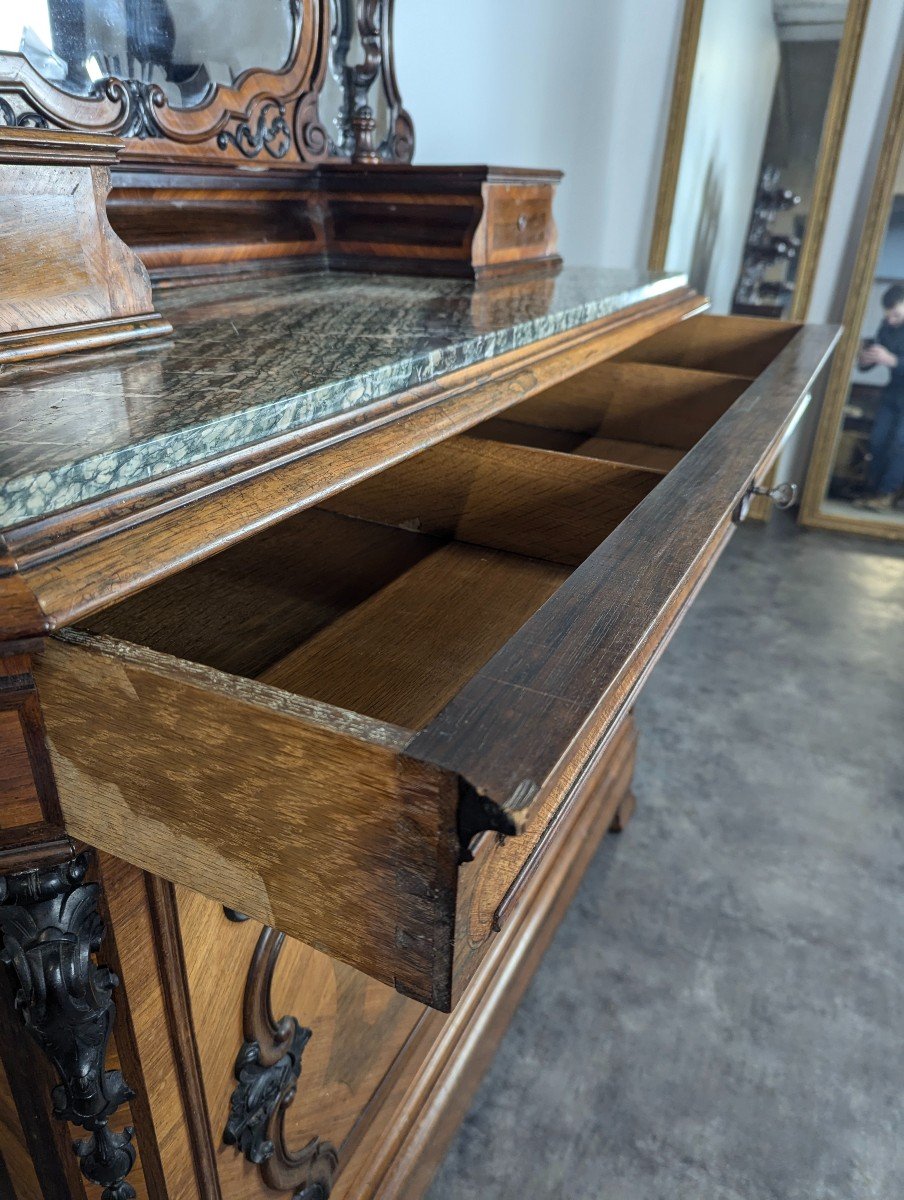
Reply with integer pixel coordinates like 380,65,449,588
0,267,686,529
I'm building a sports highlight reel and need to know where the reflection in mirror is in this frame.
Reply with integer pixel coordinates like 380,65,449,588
732,30,842,317
657,0,860,319
823,161,904,529
0,0,298,110
318,0,390,159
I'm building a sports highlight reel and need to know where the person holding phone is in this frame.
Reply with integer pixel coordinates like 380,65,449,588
854,282,904,511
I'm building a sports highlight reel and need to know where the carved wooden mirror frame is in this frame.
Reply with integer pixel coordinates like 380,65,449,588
648,0,870,322
799,50,904,542
0,0,413,169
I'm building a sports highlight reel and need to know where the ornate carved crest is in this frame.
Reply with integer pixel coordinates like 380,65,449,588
0,852,138,1200
0,0,413,170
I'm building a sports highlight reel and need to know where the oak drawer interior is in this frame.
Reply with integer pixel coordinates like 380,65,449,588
613,312,800,377
39,420,679,1008
34,311,832,1011
466,313,802,474
77,436,667,730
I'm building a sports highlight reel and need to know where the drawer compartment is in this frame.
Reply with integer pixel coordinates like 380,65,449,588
33,316,839,1012
613,312,799,377
35,442,658,1012
466,360,751,473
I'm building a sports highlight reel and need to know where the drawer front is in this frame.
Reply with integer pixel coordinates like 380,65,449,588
482,183,557,267
406,317,839,823
34,314,839,1012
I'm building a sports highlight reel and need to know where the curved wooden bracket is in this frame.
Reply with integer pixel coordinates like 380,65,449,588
224,924,339,1198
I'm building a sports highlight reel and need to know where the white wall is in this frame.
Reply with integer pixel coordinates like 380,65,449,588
394,0,686,270
666,0,779,311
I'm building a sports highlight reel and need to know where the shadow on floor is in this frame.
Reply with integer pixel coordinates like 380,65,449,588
427,514,904,1200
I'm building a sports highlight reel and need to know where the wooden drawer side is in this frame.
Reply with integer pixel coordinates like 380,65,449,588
33,631,461,1009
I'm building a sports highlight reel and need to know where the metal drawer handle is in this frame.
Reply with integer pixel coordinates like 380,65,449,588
733,480,798,523
751,481,799,509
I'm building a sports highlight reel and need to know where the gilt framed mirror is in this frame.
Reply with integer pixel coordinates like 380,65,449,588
799,51,904,539
649,0,870,322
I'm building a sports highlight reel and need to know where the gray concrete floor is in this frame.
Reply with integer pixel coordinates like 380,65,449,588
426,516,904,1200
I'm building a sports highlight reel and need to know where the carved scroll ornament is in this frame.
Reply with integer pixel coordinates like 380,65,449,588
0,851,138,1200
224,924,338,1198
0,0,413,169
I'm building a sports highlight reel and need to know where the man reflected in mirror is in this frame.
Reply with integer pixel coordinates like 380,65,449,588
854,283,904,511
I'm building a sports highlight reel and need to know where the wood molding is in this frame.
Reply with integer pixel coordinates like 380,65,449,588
0,285,702,641
799,50,904,535
144,877,224,1200
0,128,171,366
332,716,638,1200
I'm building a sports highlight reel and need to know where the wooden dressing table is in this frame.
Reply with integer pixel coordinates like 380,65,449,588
0,4,839,1198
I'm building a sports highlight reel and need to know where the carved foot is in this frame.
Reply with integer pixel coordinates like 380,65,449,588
0,851,138,1200
609,790,637,834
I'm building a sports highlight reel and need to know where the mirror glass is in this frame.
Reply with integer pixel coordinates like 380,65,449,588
666,0,848,316
318,0,390,157
822,148,904,527
0,0,298,110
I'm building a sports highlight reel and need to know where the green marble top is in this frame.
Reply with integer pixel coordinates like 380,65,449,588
0,267,686,530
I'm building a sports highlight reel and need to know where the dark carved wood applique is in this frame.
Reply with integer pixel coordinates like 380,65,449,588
224,923,339,1198
0,851,139,1200
0,0,413,170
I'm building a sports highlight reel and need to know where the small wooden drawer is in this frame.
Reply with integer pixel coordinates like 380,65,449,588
480,183,558,271
32,314,838,1012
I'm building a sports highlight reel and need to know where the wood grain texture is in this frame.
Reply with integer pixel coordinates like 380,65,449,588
260,541,570,729
0,653,65,855
166,710,636,1200
325,169,561,280
95,853,205,1200
31,317,837,1013
615,313,799,377
488,360,748,449
34,631,460,1008
84,510,441,681
321,434,661,567
446,711,638,1005
0,130,170,364
173,888,422,1200
573,437,684,472
405,321,840,831
0,710,43,832
2,285,703,642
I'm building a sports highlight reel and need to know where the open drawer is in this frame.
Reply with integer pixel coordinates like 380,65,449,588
32,313,838,1011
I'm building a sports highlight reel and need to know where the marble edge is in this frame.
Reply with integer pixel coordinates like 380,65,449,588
2,274,686,529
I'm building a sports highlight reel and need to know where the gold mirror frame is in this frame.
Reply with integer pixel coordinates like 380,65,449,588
799,51,904,541
649,0,871,324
